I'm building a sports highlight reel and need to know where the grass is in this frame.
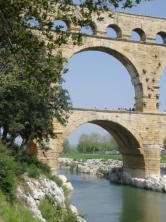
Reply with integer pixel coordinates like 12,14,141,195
60,153,122,160
0,142,72,221
60,153,166,163
0,141,65,201
39,196,79,222
161,155,166,162
0,193,40,222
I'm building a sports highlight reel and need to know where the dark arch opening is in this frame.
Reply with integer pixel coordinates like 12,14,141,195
131,28,146,41
106,24,122,38
156,32,166,45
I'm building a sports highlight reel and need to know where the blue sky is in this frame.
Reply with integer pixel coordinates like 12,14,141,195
63,0,166,145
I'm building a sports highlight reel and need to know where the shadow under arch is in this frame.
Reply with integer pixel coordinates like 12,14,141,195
71,46,143,111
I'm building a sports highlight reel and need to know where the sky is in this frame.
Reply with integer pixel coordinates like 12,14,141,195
62,0,166,146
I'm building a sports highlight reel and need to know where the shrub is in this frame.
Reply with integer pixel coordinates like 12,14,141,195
39,196,79,222
0,193,40,222
0,144,21,200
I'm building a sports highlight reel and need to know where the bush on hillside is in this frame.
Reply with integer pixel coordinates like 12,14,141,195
0,144,21,200
0,142,60,201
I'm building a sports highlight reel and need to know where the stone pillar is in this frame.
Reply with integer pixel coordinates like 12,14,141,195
144,147,161,177
37,147,60,174
122,153,145,178
26,137,63,175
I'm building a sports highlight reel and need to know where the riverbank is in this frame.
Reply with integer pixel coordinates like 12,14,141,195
58,157,166,192
58,157,123,177
110,167,166,192
58,157,166,177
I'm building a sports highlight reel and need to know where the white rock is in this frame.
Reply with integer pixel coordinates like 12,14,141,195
70,204,78,214
58,175,68,183
65,181,74,191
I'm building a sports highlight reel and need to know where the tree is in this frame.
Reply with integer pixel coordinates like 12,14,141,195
77,133,118,153
62,139,71,153
0,0,148,149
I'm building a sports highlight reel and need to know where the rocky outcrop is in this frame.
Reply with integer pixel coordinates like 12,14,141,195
58,174,74,191
58,157,122,177
161,162,166,169
17,175,85,222
109,167,166,192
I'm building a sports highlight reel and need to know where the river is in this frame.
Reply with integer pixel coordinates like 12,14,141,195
58,168,166,222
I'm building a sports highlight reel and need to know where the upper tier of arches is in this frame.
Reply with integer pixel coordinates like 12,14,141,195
49,10,166,45
52,19,166,45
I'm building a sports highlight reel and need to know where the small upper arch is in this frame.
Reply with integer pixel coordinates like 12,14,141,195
80,21,97,35
156,31,166,45
53,19,70,31
106,24,122,38
131,28,146,42
24,16,40,27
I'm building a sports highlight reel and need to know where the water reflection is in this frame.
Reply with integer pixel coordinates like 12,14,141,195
119,186,164,222
58,169,166,222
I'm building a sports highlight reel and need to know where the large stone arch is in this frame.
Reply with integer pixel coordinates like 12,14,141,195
58,109,145,178
62,110,143,152
62,44,143,111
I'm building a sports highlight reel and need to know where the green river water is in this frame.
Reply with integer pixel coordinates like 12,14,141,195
58,169,166,222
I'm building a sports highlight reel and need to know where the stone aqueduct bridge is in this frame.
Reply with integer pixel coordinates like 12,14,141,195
35,108,166,178
29,9,166,178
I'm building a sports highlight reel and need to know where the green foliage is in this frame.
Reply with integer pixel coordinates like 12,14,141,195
15,151,51,178
0,142,59,201
0,193,41,222
62,139,77,154
77,133,118,153
62,139,71,153
161,155,166,162
0,47,71,149
0,144,21,200
0,0,147,149
60,153,122,160
0,0,73,149
39,196,79,222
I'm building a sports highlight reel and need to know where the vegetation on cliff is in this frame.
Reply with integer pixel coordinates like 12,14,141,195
0,142,81,221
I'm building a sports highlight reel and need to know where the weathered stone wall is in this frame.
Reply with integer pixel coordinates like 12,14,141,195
36,109,166,178
32,9,166,178
49,9,166,112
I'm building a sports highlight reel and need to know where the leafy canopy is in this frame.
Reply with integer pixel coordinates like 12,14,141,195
0,0,148,149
